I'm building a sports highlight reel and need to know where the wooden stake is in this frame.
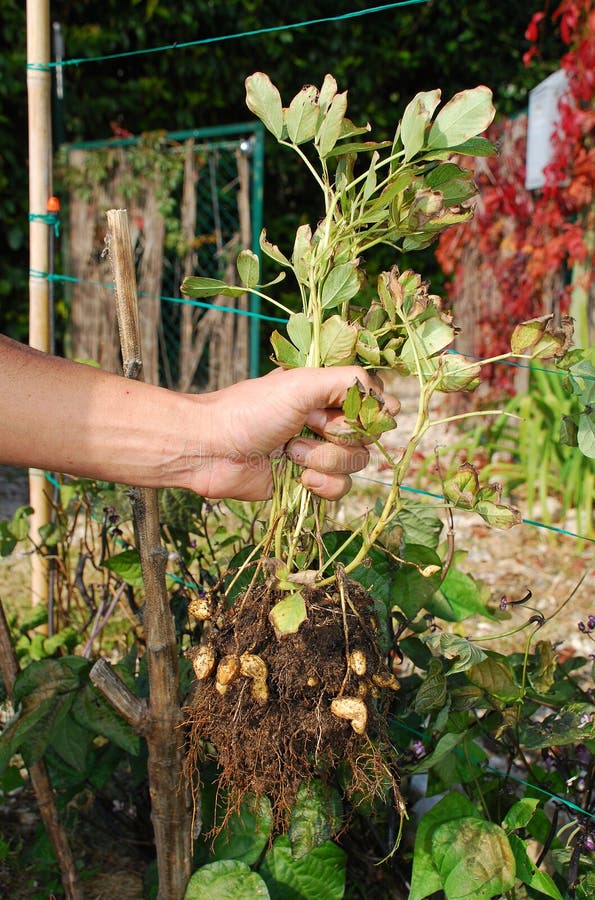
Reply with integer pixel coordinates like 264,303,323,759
0,601,81,899
26,0,52,606
100,208,192,899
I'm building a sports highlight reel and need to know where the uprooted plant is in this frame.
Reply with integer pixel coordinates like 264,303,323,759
180,72,575,839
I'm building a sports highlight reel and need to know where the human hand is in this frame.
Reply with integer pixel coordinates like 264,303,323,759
184,367,400,501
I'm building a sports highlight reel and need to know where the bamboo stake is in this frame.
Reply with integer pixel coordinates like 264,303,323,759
26,0,52,607
101,208,192,899
0,601,81,899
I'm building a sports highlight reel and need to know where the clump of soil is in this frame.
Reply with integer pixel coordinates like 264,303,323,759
183,581,401,827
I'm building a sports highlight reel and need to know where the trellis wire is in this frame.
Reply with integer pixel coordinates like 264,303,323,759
26,1,429,71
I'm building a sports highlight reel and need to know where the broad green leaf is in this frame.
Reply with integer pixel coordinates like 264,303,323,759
14,656,88,703
260,835,346,900
508,834,563,900
289,781,343,859
259,229,290,266
400,89,442,162
425,163,477,205
286,313,312,355
400,318,455,371
431,817,515,898
577,410,595,459
559,414,579,448
245,72,284,139
181,276,245,299
428,86,495,149
519,703,595,749
503,798,540,832
414,659,447,714
316,91,348,158
292,224,312,285
0,521,16,556
212,795,273,865
50,715,92,773
393,503,443,550
71,681,140,756
409,792,478,900
325,140,390,159
236,249,259,288
447,136,496,157
319,316,358,366
269,593,307,636
270,331,305,369
185,859,270,899
439,566,493,621
390,544,442,619
320,263,361,310
425,633,487,674
467,655,522,702
318,74,337,114
286,84,319,144
444,464,479,508
9,505,33,541
103,548,144,587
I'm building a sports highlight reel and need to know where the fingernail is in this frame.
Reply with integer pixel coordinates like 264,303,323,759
288,439,309,465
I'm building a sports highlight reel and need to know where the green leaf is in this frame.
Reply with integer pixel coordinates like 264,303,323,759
431,817,515,899
393,503,443,550
237,249,259,288
270,332,305,369
342,382,363,421
181,276,245,299
286,313,312,355
503,798,540,832
319,316,357,366
103,548,144,587
355,329,380,366
292,224,312,285
259,836,346,900
577,409,595,459
434,352,481,392
185,859,270,900
286,84,319,144
289,781,343,859
316,91,348,158
414,659,447,714
269,593,307,637
400,89,442,162
425,633,487,674
474,499,522,529
428,86,495,149
447,136,496,157
259,229,290,267
400,317,455,372
508,834,563,900
50,714,92,773
425,163,477,205
9,505,33,541
529,640,557,695
212,795,273,865
245,72,284,139
409,792,478,900
320,263,361,310
390,544,442,619
440,567,493,621
71,681,140,756
519,703,595,750
467,655,522,702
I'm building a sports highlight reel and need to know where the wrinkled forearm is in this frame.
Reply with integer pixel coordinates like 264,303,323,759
0,335,210,491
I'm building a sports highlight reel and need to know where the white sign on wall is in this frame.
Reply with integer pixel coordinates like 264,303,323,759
525,68,569,191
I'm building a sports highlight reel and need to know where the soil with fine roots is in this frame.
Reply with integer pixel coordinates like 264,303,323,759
183,581,402,829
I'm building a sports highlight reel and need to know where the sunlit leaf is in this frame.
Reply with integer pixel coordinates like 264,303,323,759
269,593,307,636
185,859,270,900
270,332,305,369
260,835,346,900
509,834,563,900
236,249,259,288
409,792,478,900
181,276,245,299
287,313,312,355
316,91,348,158
103,548,144,587
467,655,522,702
292,224,312,285
320,262,361,310
319,316,358,366
431,817,515,898
400,89,442,162
427,86,495,149
259,229,290,266
245,72,284,139
286,85,319,144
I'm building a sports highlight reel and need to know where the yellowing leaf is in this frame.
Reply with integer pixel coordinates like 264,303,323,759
320,316,358,365
428,86,495,149
245,72,284,139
